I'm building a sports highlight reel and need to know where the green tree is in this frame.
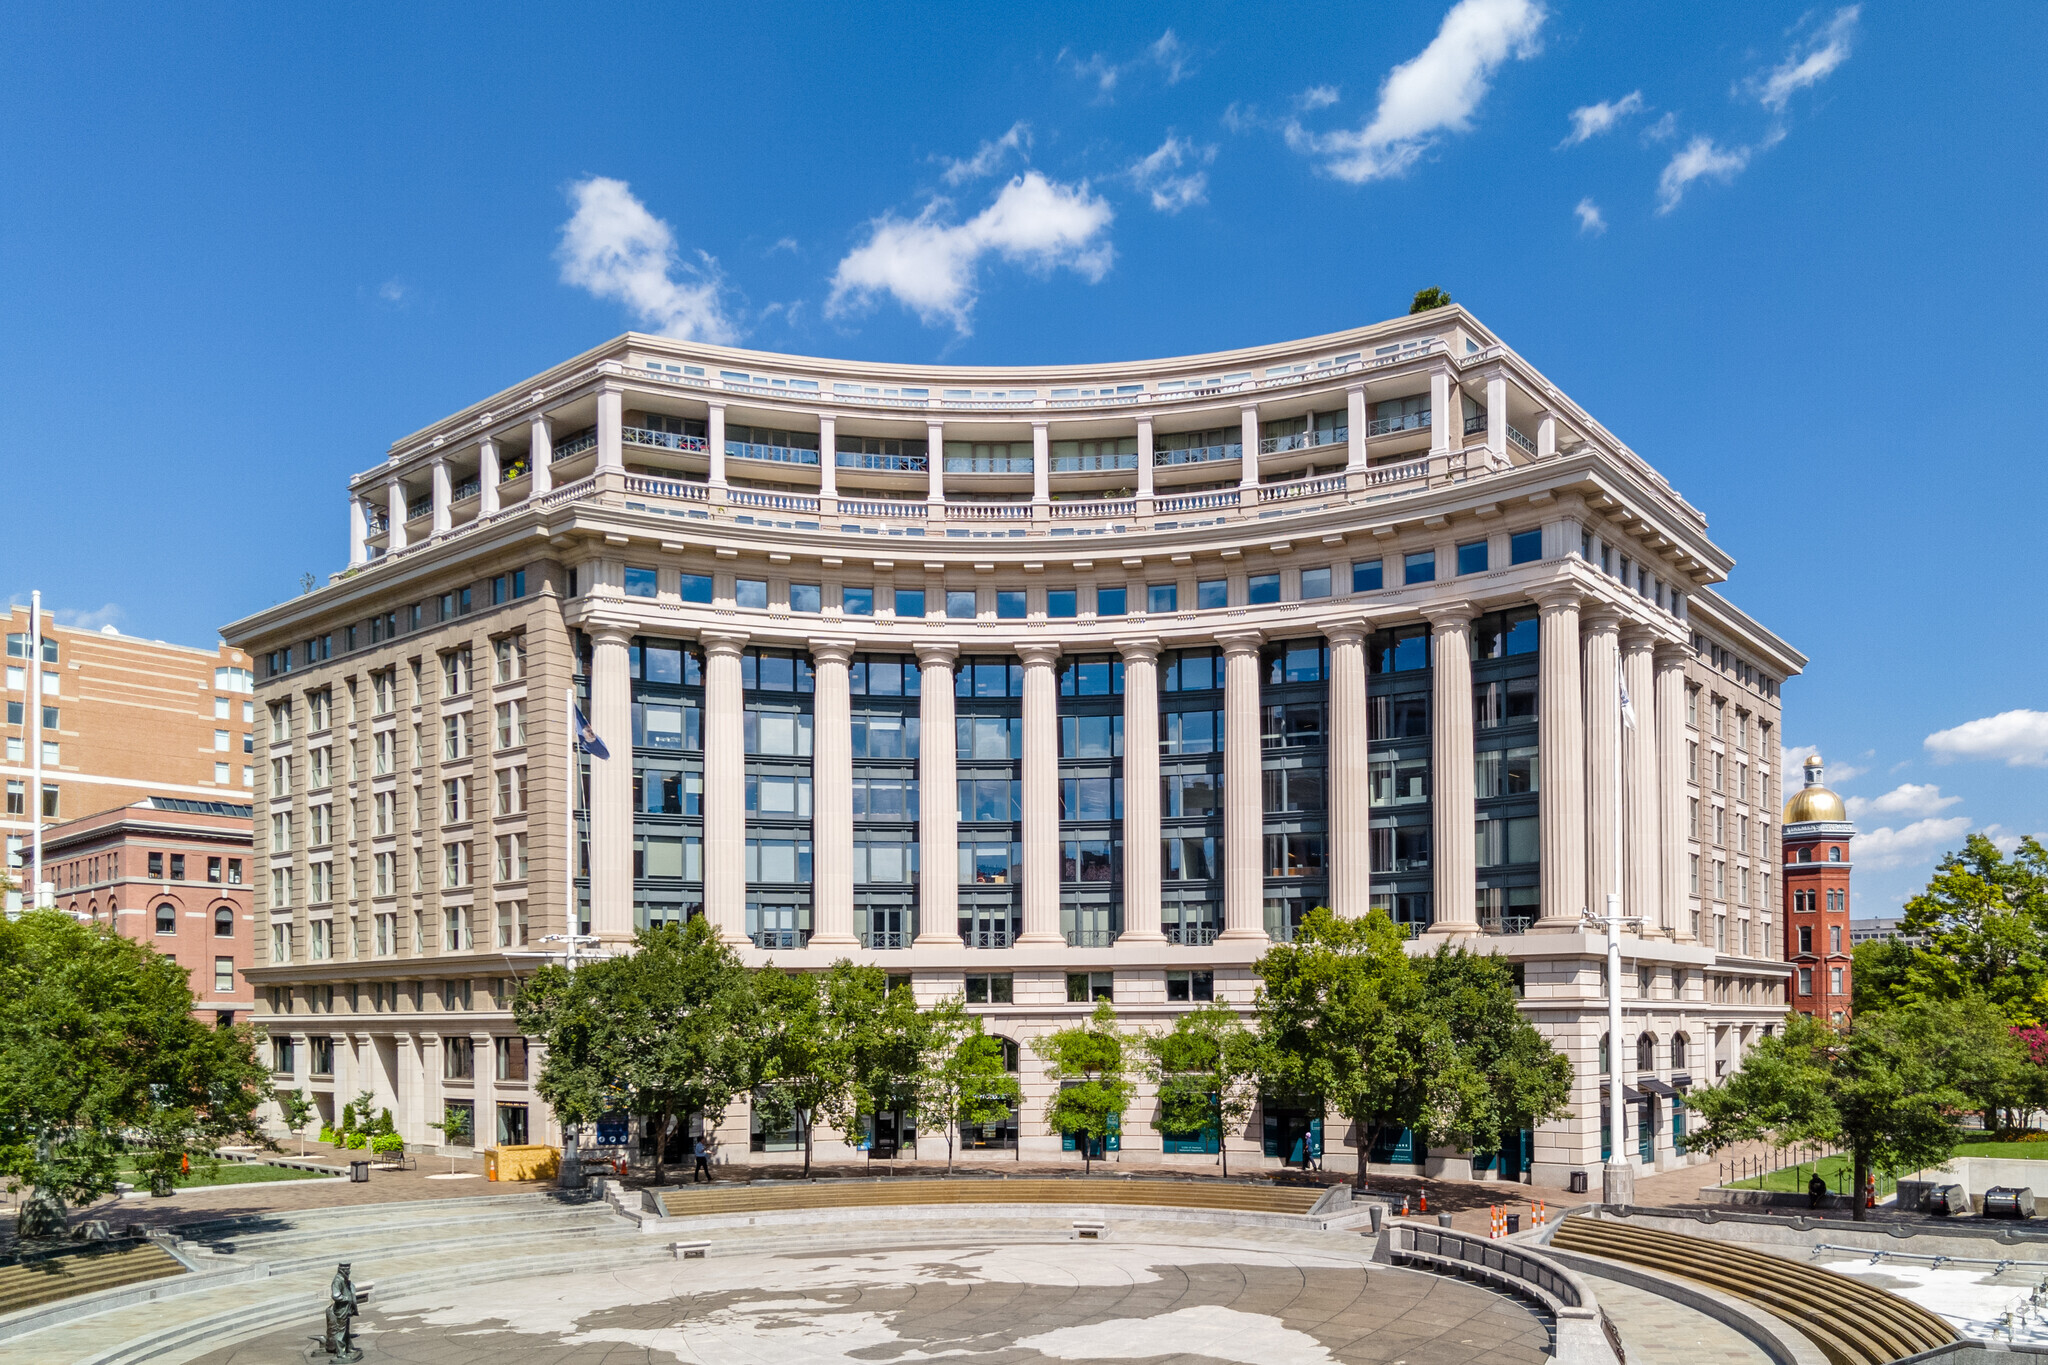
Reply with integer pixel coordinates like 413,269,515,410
514,918,761,1184
1035,1000,1132,1172
913,998,1022,1172
1867,836,2048,1022
1252,908,1418,1187
1408,947,1573,1157
820,964,926,1161
1685,1007,1967,1221
1140,1001,1262,1177
0,910,269,1224
749,966,840,1176
1409,287,1453,313
278,1089,317,1156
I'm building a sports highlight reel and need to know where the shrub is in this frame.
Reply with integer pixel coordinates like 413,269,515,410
371,1132,404,1156
377,1107,395,1136
345,1131,369,1150
318,1125,339,1145
340,1103,357,1134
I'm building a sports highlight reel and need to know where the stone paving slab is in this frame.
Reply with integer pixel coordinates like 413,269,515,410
1580,1270,1772,1364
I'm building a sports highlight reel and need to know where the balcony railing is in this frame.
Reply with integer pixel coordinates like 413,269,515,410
947,501,1031,521
1165,925,1217,946
1155,489,1240,514
1065,928,1119,948
555,428,598,460
450,477,480,503
838,498,927,519
1154,443,1241,467
1258,474,1346,503
861,930,906,950
623,475,708,501
753,929,808,949
1481,915,1534,936
1051,453,1139,472
944,456,1034,474
406,497,432,521
1257,432,1311,454
966,928,1012,949
1052,499,1137,520
1507,424,1538,456
366,510,389,535
837,451,928,473
1463,412,1488,437
1363,458,1429,487
730,488,819,513
728,440,820,467
1367,410,1431,437
625,425,707,453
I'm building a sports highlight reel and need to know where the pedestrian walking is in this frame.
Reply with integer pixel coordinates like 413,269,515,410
693,1134,711,1184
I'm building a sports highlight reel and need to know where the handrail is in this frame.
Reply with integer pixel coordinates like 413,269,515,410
947,502,1031,521
1154,443,1241,467
1051,499,1136,519
728,440,820,467
623,475,708,501
1155,489,1240,513
837,498,928,519
1382,1219,1589,1310
730,488,820,513
625,426,708,453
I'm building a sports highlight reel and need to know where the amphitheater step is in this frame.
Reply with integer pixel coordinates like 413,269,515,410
1549,1214,1954,1365
654,1177,1324,1219
0,1244,185,1318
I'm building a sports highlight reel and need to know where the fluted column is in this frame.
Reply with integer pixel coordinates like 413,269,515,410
430,457,452,534
808,640,858,948
915,644,960,945
1655,644,1694,941
701,631,749,945
1621,628,1662,935
348,497,369,566
386,480,407,551
1219,632,1267,941
479,438,501,515
1117,639,1163,942
1426,605,1477,934
1534,586,1586,929
588,625,635,944
1583,608,1623,920
529,414,554,495
595,385,624,474
1016,643,1063,945
1325,619,1371,917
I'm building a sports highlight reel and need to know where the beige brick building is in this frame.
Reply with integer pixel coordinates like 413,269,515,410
223,307,1803,1183
4,605,256,903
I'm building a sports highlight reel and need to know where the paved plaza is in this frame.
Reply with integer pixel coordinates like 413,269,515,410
187,1241,1554,1365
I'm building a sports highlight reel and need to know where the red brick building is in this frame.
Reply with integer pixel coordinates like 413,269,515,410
40,797,256,1023
1782,755,1854,1024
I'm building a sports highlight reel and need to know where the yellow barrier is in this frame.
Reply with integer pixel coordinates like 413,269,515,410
485,1145,561,1182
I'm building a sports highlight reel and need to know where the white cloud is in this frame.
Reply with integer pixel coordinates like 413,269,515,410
1573,197,1606,235
1062,49,1121,95
941,122,1032,186
376,279,409,305
1926,709,2048,767
1640,111,1679,144
1128,134,1217,213
1856,816,1974,870
1560,90,1643,147
1655,135,1750,213
556,177,738,344
827,172,1114,334
1297,84,1341,111
1749,6,1860,112
52,602,122,631
1845,784,1962,820
1286,0,1546,184
767,237,799,256
1150,29,1193,85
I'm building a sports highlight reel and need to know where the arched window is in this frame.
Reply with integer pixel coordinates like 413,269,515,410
1636,1033,1656,1073
1598,1033,1610,1076
1797,848,1811,863
1671,1034,1689,1070
155,903,176,935
1828,847,1842,862
993,1036,1021,1072
215,906,235,937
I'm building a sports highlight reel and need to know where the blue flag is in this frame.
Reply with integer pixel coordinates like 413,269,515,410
574,705,611,760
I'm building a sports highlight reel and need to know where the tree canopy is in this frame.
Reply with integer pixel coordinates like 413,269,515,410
1140,1000,1261,1176
0,910,269,1219
1034,1000,1132,1171
1409,287,1453,313
1856,835,2048,1024
912,998,1021,1171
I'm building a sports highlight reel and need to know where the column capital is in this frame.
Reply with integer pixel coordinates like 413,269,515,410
1216,629,1265,656
429,453,446,470
419,1030,441,1045
1654,641,1691,667
807,637,860,667
1014,641,1062,668
913,641,959,667
1113,636,1163,662
1619,623,1660,650
700,630,751,658
1529,582,1582,610
1320,608,1377,644
1581,604,1623,631
704,397,726,413
1421,600,1477,630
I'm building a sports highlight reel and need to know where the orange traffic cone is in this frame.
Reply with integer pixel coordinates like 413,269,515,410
1399,1195,1409,1217
1419,1191,1428,1214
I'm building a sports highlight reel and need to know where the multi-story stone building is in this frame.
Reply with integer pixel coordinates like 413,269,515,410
4,605,257,902
1782,755,1855,1023
222,308,1803,1184
39,797,257,1024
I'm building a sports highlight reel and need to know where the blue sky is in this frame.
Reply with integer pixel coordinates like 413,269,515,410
2,2,2042,910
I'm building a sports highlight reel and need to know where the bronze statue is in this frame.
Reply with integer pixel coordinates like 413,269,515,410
322,1261,363,1361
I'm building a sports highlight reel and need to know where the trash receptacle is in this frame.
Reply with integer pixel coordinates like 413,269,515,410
1507,1214,1521,1235
1928,1183,1968,1216
1437,1212,1453,1228
349,1159,371,1184
1984,1187,2035,1219
1568,1170,1589,1195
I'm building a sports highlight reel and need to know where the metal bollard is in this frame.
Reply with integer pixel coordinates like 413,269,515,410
1437,1212,1453,1228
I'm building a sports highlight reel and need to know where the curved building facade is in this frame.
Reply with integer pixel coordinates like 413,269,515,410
225,307,1804,1185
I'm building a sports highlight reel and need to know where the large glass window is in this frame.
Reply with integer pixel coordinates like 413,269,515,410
1403,551,1436,585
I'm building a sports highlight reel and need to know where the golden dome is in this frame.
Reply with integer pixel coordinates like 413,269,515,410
1783,755,1847,824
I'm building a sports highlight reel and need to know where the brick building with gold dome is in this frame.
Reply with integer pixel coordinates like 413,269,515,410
1783,755,1854,1022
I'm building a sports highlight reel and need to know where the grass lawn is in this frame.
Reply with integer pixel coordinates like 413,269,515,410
1951,1136,2048,1160
117,1155,336,1189
1727,1153,1864,1193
